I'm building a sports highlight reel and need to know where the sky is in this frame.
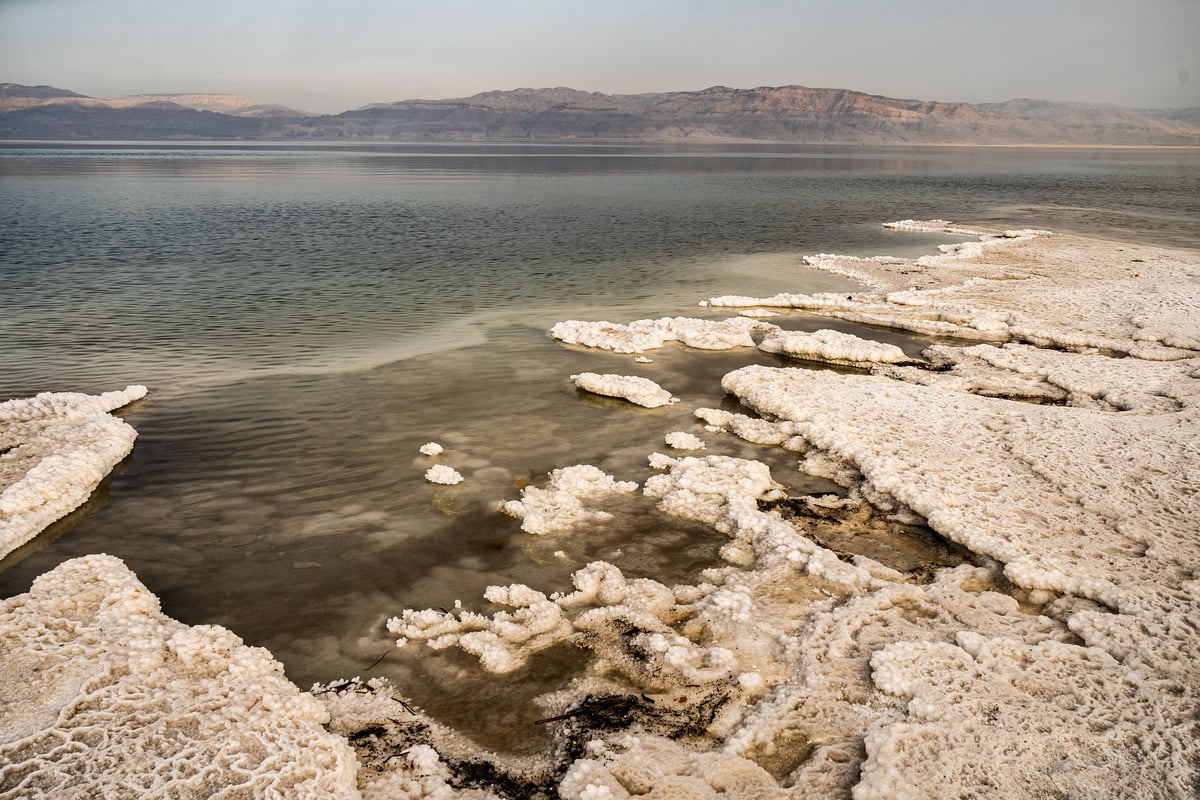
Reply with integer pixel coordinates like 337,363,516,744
1,0,1197,114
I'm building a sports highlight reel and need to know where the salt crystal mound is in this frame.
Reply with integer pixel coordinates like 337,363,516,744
664,431,706,451
571,372,678,408
418,441,444,456
0,385,147,561
0,554,360,798
552,316,778,354
424,464,463,485
706,224,1200,361
757,328,910,367
500,464,638,535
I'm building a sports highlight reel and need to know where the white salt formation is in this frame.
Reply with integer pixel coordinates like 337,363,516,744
418,441,444,456
0,554,360,798
424,464,464,485
368,225,1199,798
664,431,706,450
706,224,1198,361
757,328,910,367
0,385,147,561
10,225,1198,799
500,464,638,535
552,316,777,354
571,372,678,408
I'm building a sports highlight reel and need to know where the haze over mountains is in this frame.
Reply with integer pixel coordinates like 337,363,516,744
2,82,1198,145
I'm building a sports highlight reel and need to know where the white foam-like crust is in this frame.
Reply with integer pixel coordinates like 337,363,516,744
664,431,706,451
424,464,463,485
500,464,638,535
418,441,444,456
758,328,909,366
0,554,360,797
0,385,147,561
571,372,679,408
552,316,778,354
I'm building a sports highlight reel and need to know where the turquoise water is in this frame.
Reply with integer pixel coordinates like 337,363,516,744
2,142,1197,750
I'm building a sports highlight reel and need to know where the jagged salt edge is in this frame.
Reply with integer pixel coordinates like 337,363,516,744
0,385,148,560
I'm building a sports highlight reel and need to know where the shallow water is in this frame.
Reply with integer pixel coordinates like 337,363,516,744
2,141,1198,752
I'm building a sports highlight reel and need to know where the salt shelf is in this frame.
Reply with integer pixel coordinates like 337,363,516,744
0,554,360,798
571,372,678,408
706,224,1200,360
0,385,147,561
758,328,910,367
552,316,777,354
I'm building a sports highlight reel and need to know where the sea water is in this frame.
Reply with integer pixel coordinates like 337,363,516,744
2,141,1197,751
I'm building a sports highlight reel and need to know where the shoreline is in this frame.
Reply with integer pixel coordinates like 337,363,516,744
2,223,1198,798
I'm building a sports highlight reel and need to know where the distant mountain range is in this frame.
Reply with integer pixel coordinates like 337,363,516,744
2,82,1198,145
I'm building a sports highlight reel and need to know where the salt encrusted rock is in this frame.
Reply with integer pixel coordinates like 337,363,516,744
418,441,444,456
501,464,638,535
424,464,463,485
758,328,909,366
571,372,678,408
664,431,706,451
0,555,360,798
0,385,147,561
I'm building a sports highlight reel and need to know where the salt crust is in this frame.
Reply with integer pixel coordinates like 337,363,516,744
707,225,1200,361
552,316,778,354
571,372,679,408
0,554,360,798
424,464,464,485
500,464,638,535
757,328,909,367
0,385,147,561
419,441,444,456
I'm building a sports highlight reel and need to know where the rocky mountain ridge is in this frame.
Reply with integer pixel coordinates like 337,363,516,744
2,82,1197,145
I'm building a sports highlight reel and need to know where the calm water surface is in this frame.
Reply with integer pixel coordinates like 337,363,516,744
2,142,1198,751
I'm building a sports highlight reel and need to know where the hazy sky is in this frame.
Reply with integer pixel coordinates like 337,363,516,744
2,0,1197,113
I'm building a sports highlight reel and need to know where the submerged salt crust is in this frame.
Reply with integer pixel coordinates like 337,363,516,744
0,385,147,561
0,554,360,798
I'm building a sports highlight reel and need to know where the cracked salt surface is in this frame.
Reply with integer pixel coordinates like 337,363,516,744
4,223,1198,799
